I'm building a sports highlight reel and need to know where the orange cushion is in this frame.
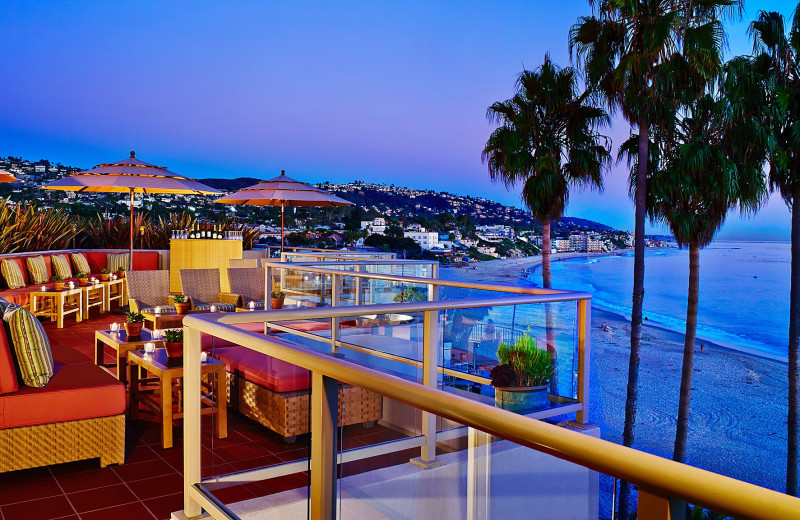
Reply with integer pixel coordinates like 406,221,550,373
0,358,126,429
0,286,42,307
0,321,18,395
214,345,310,393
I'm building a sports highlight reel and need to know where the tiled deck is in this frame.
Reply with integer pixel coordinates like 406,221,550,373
2,313,410,520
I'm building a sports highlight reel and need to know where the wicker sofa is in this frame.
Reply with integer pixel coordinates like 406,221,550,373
0,299,126,472
204,322,382,443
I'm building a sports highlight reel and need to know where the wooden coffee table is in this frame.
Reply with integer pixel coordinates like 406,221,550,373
128,349,227,449
102,278,127,311
94,328,165,385
143,311,202,331
81,283,107,318
30,288,83,328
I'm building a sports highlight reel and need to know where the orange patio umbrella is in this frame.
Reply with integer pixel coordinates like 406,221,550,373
214,170,352,252
41,151,221,269
0,170,18,183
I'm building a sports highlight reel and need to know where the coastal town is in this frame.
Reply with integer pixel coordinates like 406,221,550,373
0,155,669,262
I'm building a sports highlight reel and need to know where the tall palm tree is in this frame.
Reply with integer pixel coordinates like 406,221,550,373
570,0,740,513
639,89,768,464
482,56,611,292
749,7,800,496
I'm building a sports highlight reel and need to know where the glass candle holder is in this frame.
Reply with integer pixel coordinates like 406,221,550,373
210,305,217,313
144,342,156,354
154,306,161,315
110,323,119,332
248,301,255,310
200,352,208,363
41,286,46,292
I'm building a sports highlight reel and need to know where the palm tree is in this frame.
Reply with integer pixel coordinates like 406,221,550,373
570,1,739,512
749,7,800,496
638,88,768,464
482,56,611,293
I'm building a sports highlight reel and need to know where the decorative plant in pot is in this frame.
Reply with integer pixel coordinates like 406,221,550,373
125,311,146,337
51,275,65,291
490,334,554,413
76,272,89,286
174,294,190,315
163,328,184,358
393,286,426,303
270,290,285,310
116,266,125,278
100,268,111,281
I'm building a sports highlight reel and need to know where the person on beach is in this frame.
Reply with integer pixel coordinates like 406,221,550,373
700,342,704,353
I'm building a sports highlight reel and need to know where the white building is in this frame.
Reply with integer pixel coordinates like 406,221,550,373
554,239,572,252
405,229,439,250
360,217,387,235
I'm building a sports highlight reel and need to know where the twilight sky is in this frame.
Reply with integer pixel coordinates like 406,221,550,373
1,0,797,240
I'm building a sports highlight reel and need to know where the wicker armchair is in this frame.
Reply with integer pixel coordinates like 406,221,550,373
230,258,259,268
227,267,266,309
127,270,175,314
179,269,241,312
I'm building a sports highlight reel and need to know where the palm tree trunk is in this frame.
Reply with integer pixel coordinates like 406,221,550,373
542,219,558,392
619,117,649,516
542,219,552,289
788,187,800,496
673,242,700,463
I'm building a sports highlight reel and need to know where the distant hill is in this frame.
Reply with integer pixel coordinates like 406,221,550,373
556,217,617,233
200,177,261,191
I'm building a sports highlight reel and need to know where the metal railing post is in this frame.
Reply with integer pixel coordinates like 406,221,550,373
265,266,273,311
411,290,442,469
183,326,203,518
638,489,686,520
466,427,491,520
354,265,363,306
331,274,341,356
575,299,591,424
310,372,339,520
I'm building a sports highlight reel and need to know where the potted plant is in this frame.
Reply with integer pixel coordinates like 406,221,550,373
174,294,190,315
116,266,126,278
163,328,183,358
76,272,89,286
490,334,554,413
125,311,145,337
51,275,65,291
270,290,285,310
100,268,111,281
393,286,426,303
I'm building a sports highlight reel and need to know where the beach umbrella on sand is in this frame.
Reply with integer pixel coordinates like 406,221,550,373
41,151,221,270
214,170,352,252
0,170,18,183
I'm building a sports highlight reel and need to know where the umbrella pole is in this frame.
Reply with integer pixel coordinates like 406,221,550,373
281,202,285,254
129,189,135,271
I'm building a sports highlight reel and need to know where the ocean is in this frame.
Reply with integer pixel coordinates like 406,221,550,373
526,241,791,361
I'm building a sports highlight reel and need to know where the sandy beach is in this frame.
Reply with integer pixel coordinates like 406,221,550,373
448,254,789,493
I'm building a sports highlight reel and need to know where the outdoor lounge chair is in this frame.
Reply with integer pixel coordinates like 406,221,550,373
127,270,175,315
227,267,265,309
179,268,241,312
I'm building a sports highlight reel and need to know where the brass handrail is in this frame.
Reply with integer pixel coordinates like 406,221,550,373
184,312,800,519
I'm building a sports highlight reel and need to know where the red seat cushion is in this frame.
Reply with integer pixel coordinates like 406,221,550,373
132,252,158,271
0,321,18,395
0,286,42,307
214,345,310,393
0,355,126,429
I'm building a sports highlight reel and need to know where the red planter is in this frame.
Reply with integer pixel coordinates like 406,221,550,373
125,322,143,337
175,302,190,315
270,297,284,310
165,341,183,358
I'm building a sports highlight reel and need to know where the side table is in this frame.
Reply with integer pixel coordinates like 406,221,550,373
102,278,127,311
81,283,106,318
94,328,165,385
30,288,82,328
128,349,227,449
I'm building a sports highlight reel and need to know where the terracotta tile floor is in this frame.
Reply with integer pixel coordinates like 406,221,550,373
2,312,412,520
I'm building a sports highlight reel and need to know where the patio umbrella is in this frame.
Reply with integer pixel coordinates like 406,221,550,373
0,170,18,183
214,170,352,252
41,151,221,269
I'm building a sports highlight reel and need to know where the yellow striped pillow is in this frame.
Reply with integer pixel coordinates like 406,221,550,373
1,260,25,289
3,305,53,387
106,253,130,273
26,256,49,284
51,254,72,280
71,253,91,275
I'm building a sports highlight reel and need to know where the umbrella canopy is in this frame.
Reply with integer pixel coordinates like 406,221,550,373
42,151,221,269
214,171,352,251
0,170,18,183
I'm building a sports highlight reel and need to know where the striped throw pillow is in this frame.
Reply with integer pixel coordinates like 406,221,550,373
106,253,130,273
3,305,53,388
51,254,73,280
71,253,91,275
26,256,49,284
1,259,26,289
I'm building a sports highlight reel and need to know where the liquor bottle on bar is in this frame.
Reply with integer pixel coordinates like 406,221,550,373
189,224,195,239
213,224,220,240
202,224,208,239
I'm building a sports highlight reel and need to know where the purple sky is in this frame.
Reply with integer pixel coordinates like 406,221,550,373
1,1,796,240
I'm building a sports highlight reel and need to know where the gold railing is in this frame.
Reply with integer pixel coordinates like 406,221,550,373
181,304,800,520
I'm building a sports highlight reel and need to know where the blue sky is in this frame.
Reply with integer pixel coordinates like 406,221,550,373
0,0,797,240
